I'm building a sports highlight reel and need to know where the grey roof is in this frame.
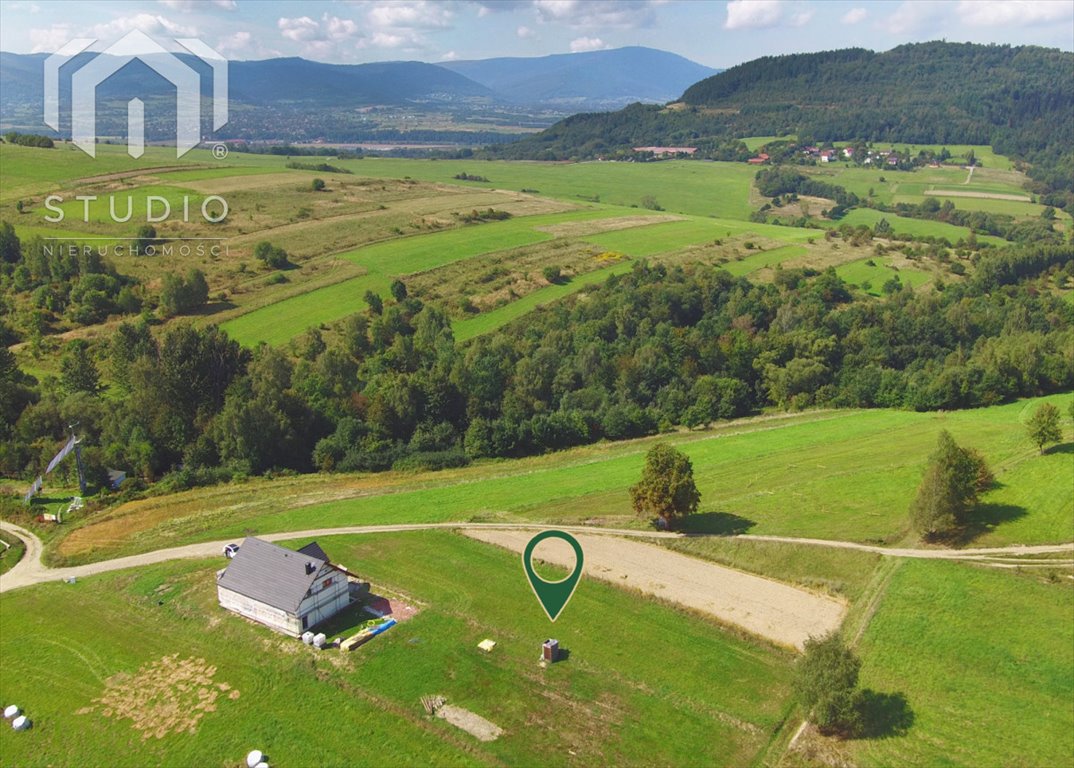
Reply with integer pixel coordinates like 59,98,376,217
297,541,330,562
217,537,331,613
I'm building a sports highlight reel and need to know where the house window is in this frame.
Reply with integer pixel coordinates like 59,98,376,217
301,615,308,629
323,578,333,588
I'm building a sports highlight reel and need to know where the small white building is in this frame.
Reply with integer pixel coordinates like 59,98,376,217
217,537,352,636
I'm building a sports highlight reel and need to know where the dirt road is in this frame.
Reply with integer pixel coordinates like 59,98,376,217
3,520,1069,592
464,529,847,649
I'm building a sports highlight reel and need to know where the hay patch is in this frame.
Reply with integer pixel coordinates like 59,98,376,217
76,654,239,739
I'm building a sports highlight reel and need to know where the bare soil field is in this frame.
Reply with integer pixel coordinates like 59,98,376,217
462,529,848,650
926,188,1032,202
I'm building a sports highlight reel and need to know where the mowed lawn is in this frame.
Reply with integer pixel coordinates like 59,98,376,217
48,395,1073,567
0,531,793,767
850,560,1074,767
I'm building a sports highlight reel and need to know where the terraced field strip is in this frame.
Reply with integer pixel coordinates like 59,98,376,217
722,244,810,276
583,216,816,258
325,157,761,220
220,208,637,346
827,208,1007,245
891,194,1064,219
926,188,1031,202
453,259,634,341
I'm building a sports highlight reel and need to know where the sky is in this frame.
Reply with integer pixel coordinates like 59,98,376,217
0,0,1071,68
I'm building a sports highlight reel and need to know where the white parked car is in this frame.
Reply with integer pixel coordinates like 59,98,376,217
223,543,240,559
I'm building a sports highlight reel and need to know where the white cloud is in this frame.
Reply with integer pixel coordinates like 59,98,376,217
217,30,251,52
956,0,1073,26
215,30,280,59
370,31,408,48
278,16,322,43
159,0,236,10
841,7,867,25
440,50,459,60
30,13,199,52
367,1,452,30
883,1,945,34
789,8,813,26
516,25,536,38
471,0,530,15
535,0,663,28
570,36,609,52
724,0,784,30
29,26,74,53
277,13,367,58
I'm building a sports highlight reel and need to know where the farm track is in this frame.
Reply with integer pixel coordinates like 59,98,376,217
2,520,1070,594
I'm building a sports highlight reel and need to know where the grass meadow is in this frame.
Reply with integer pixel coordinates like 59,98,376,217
835,257,934,296
44,395,1073,568
2,142,1037,353
826,208,1008,245
0,530,794,767
850,560,1074,767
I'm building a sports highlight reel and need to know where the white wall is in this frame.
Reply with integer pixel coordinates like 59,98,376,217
218,587,302,636
218,563,352,637
296,564,351,631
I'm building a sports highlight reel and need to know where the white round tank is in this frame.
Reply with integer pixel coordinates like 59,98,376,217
3,705,19,719
246,750,263,768
255,763,269,768
12,715,29,731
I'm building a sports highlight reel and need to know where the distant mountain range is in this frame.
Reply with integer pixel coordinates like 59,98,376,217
0,46,717,141
441,47,718,109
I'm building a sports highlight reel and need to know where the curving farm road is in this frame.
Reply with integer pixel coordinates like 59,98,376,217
2,519,1071,595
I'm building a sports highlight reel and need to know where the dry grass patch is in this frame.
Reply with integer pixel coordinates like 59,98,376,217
536,213,684,237
76,654,239,740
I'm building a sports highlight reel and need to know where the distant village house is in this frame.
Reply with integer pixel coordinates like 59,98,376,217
632,146,698,156
217,537,353,636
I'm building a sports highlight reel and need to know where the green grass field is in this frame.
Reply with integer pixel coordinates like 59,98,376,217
453,259,634,342
850,560,1074,767
220,208,614,346
0,529,25,575
315,158,760,221
892,194,1065,220
0,530,794,767
835,257,934,296
2,141,1035,356
45,395,1073,568
826,208,1007,245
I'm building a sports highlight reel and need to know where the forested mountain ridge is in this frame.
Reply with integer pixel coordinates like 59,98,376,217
681,42,1070,153
493,42,1073,201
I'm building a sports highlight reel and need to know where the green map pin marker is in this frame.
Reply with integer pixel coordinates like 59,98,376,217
523,530,584,622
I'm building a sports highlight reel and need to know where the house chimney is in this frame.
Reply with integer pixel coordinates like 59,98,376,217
305,561,315,575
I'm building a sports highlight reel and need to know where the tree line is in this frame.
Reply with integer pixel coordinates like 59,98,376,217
1,249,1069,489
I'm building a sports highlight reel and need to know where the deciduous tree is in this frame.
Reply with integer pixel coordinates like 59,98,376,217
1026,402,1062,454
630,443,700,528
909,430,986,538
795,632,863,737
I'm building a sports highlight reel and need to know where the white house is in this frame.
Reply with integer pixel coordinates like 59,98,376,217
217,537,352,636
